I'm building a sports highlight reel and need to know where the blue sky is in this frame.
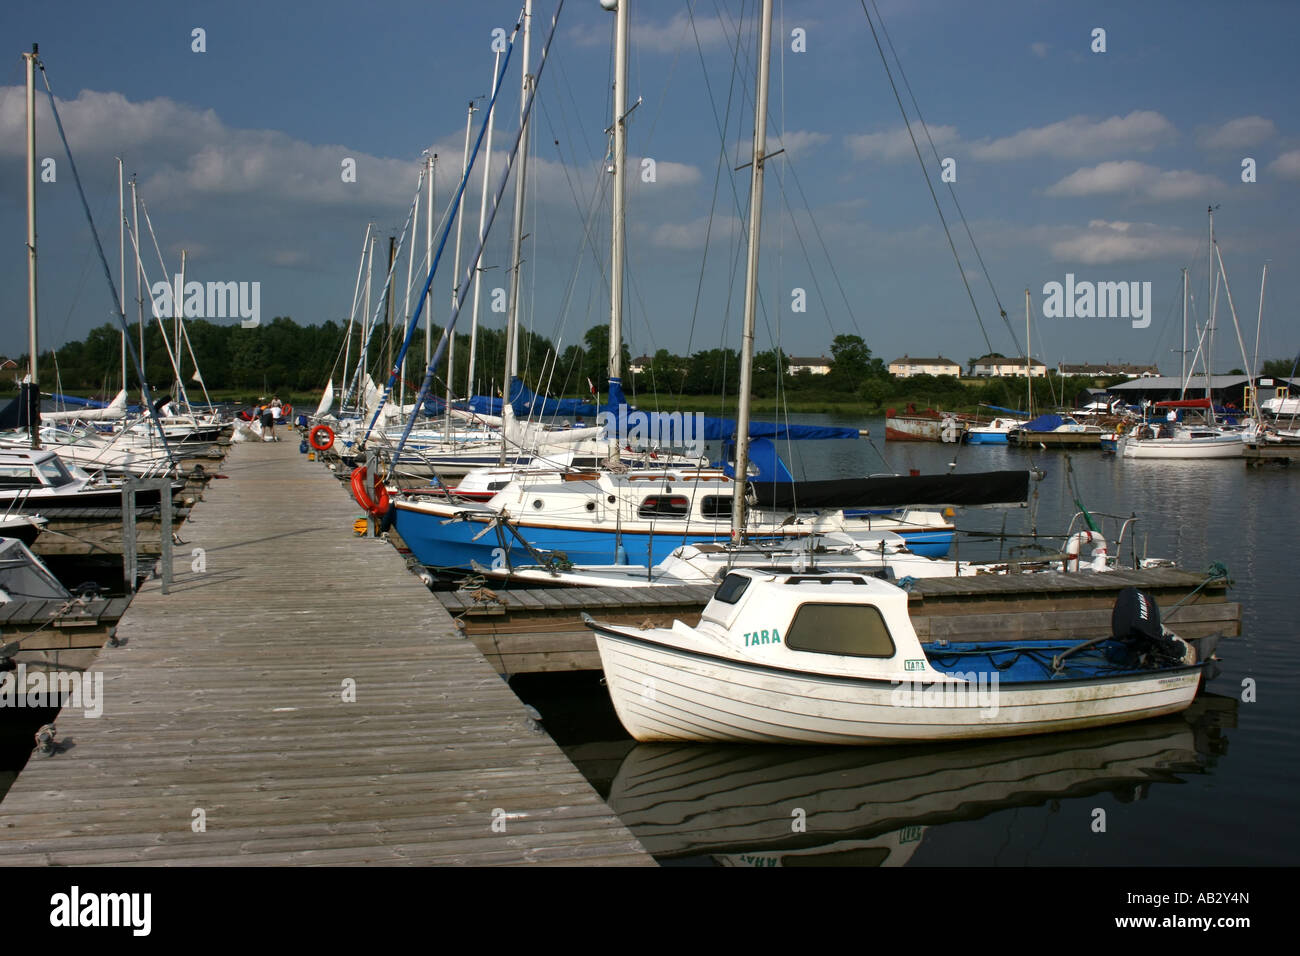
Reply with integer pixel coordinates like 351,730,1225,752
3,0,1298,389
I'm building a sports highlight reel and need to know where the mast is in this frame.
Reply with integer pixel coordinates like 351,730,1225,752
1206,205,1215,403
504,0,533,388
342,222,370,410
118,156,126,393
362,234,374,411
1180,267,1188,394
385,233,396,410
401,175,418,412
425,152,436,374
176,248,186,406
729,0,774,544
1025,288,1032,416
130,175,144,389
24,45,39,447
607,0,629,466
467,52,502,400
449,102,476,412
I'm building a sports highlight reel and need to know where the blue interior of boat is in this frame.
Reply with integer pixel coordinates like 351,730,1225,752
921,640,1182,683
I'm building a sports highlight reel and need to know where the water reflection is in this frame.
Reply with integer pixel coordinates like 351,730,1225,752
583,695,1236,866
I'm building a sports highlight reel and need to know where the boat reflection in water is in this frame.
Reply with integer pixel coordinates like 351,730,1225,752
587,696,1234,866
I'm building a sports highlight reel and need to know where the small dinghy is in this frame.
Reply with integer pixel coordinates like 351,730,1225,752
585,570,1218,745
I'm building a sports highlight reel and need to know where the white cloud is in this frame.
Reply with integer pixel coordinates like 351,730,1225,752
845,112,1176,165
628,156,702,188
1267,149,1300,179
845,124,958,162
568,10,732,53
969,110,1177,161
1198,116,1276,150
650,215,741,250
1050,220,1200,265
1046,161,1224,200
774,129,831,157
1030,41,1050,58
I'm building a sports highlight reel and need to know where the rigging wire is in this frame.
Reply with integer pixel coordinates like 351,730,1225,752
857,0,994,357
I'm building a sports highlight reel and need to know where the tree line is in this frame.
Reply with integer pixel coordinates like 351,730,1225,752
14,319,1292,410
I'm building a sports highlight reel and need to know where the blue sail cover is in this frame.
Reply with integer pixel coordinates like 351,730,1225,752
1022,413,1065,431
48,392,111,408
461,377,858,440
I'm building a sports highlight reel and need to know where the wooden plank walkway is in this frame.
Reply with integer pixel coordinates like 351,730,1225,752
0,438,651,866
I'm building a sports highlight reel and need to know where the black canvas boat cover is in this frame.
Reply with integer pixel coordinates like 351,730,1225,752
749,470,1030,510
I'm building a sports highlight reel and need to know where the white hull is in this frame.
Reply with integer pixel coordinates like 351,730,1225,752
593,627,1201,745
1120,435,1243,459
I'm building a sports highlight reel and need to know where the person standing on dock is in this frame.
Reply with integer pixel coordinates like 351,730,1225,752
263,399,279,441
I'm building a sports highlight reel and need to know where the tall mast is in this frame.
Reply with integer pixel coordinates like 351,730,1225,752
729,0,774,544
1180,267,1188,396
131,174,143,388
176,248,187,403
118,156,127,393
467,52,502,400
505,0,533,387
449,102,476,408
1025,288,1032,416
607,0,629,465
24,46,39,447
401,170,419,413
425,152,436,374
1206,206,1215,402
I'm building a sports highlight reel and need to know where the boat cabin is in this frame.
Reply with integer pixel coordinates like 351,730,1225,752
691,569,940,682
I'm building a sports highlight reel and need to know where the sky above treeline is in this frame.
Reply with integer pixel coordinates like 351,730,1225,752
2,0,1297,387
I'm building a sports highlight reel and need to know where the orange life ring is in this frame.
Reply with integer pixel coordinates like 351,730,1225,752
350,465,390,515
309,424,335,451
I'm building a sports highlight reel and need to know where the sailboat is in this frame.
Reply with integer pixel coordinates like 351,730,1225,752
1121,214,1243,460
584,1,1215,746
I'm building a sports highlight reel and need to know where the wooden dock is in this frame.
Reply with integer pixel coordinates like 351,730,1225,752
441,567,1239,675
1245,443,1298,465
0,438,651,866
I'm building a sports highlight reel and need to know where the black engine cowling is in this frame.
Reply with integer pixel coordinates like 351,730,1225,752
1111,587,1188,665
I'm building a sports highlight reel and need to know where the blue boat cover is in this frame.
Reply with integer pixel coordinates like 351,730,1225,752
1022,413,1064,431
466,377,859,440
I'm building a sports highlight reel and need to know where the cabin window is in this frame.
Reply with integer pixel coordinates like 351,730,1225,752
699,495,732,519
638,495,688,519
785,603,896,658
0,466,40,488
713,573,751,605
37,459,73,486
487,480,509,492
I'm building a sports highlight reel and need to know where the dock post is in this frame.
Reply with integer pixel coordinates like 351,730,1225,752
159,478,173,595
122,477,137,593
365,447,378,537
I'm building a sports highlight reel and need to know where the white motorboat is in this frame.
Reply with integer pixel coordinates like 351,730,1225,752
585,569,1215,745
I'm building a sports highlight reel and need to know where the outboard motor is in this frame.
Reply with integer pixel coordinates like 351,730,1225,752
1110,587,1191,666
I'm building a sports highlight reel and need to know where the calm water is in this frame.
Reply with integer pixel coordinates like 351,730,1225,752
516,413,1299,866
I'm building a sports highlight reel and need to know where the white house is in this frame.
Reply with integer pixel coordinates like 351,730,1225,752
970,355,1048,378
786,356,832,375
888,355,962,378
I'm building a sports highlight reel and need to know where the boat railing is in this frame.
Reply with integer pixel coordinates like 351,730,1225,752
3,486,33,519
1063,510,1142,568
